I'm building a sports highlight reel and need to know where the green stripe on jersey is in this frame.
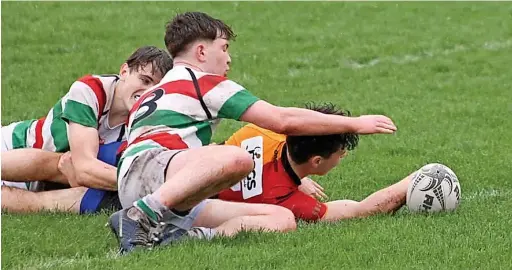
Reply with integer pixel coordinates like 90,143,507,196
12,120,36,149
131,109,213,146
51,100,70,152
132,110,198,131
218,90,260,120
61,100,98,128
195,122,212,145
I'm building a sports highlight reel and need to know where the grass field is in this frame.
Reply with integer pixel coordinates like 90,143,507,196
2,2,512,269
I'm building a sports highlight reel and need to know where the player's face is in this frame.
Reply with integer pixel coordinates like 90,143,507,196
312,148,348,175
119,63,163,110
203,37,231,77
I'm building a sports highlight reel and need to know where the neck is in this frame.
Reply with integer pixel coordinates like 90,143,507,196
173,57,204,72
286,150,310,179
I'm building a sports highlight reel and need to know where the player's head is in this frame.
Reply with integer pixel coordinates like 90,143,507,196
164,12,235,77
286,103,359,176
118,46,173,109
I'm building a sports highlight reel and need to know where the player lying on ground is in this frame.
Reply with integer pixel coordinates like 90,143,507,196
216,103,414,222
1,46,173,213
2,104,411,221
107,11,398,255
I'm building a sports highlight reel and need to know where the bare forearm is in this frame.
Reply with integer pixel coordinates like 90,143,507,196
322,200,361,222
322,175,412,222
281,108,357,135
76,159,118,190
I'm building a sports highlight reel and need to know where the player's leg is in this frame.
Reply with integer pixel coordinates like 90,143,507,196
111,145,255,253
190,199,296,238
1,186,86,213
321,172,415,222
1,141,122,191
156,145,255,211
1,185,121,214
1,149,67,184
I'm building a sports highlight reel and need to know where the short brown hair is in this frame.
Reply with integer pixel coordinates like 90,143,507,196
164,12,236,58
286,103,360,164
126,46,173,76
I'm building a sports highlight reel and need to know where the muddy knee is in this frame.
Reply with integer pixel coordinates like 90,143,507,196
219,146,254,180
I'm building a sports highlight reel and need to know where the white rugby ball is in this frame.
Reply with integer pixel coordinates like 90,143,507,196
407,163,461,213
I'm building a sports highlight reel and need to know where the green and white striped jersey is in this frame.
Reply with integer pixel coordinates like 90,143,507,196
2,75,126,153
118,65,260,181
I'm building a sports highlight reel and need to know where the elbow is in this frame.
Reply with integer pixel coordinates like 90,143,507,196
74,169,89,187
73,161,96,187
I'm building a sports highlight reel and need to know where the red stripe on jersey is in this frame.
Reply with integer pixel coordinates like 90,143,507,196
78,75,107,120
33,117,46,149
116,141,128,156
130,132,189,150
128,74,227,120
161,75,227,98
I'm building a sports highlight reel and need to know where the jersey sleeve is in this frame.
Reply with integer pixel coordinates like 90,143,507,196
276,191,327,222
202,77,260,121
61,76,106,128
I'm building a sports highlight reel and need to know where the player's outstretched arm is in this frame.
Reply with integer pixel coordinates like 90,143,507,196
240,101,397,136
67,122,117,190
321,173,414,222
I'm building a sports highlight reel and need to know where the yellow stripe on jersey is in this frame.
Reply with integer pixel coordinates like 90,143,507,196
224,124,286,165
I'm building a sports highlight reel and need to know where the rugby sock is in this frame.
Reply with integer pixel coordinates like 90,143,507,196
134,195,169,222
188,227,217,241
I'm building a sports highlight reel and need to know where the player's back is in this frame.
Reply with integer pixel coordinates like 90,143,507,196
124,65,258,152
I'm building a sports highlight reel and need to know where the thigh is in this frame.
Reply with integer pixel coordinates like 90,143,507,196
192,199,288,228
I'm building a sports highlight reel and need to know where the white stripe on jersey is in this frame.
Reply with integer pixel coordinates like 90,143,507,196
202,79,246,114
155,93,212,121
66,81,100,117
26,120,37,148
41,107,57,152
1,122,17,151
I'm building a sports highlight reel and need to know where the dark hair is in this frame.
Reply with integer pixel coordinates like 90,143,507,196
286,103,360,165
164,12,236,58
126,46,173,77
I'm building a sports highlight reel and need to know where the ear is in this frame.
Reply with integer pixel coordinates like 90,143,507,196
310,156,323,169
196,43,207,62
119,63,129,79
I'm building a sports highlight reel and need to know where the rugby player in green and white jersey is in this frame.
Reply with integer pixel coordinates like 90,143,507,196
1,46,173,214
108,12,398,254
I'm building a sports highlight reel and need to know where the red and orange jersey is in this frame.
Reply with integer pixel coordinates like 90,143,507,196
218,124,327,221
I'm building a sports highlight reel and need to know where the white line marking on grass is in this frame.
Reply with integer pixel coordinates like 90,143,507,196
345,39,512,69
18,250,120,270
463,189,511,202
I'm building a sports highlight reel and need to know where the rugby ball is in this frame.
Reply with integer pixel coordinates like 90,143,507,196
406,163,461,213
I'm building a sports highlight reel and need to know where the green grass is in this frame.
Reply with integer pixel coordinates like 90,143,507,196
2,2,512,269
